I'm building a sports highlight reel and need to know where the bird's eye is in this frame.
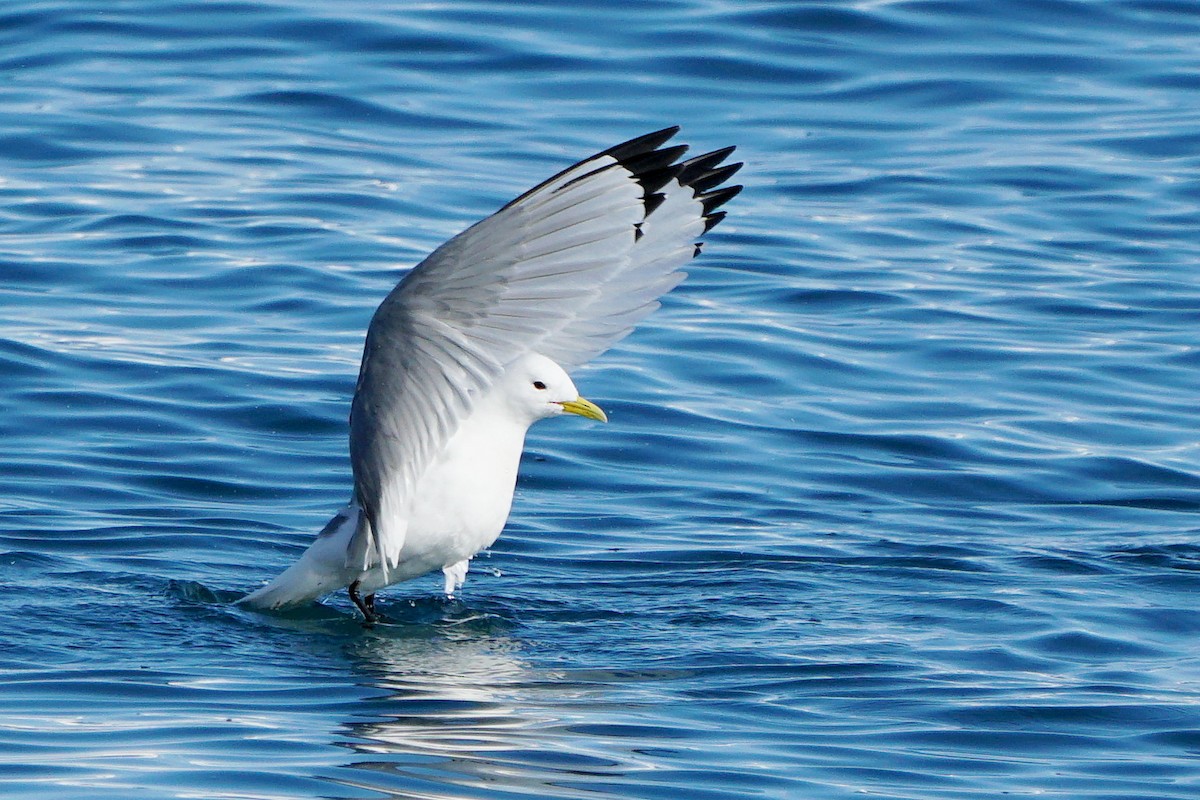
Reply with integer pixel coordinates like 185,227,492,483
532,381,547,390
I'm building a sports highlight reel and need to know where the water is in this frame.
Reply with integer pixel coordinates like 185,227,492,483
3,1,1200,797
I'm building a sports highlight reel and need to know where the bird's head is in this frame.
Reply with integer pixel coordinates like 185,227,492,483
500,352,607,425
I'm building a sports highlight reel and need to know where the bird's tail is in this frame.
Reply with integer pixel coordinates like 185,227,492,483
236,505,360,611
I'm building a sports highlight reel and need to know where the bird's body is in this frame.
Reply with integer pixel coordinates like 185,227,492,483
239,353,584,610
238,128,741,619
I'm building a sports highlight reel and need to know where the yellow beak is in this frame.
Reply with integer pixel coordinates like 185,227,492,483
559,396,607,423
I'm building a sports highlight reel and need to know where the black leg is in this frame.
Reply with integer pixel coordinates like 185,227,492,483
348,580,378,624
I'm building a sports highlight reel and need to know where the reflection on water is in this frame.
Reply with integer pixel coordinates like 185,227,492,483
332,607,577,798
331,602,702,799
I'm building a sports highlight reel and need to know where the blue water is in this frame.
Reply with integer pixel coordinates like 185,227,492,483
3,1,1200,797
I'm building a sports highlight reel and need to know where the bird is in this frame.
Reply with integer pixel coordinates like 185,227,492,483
237,127,742,621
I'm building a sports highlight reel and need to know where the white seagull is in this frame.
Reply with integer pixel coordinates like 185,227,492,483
238,127,742,621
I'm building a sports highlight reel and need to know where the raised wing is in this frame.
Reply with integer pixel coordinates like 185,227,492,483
348,127,742,571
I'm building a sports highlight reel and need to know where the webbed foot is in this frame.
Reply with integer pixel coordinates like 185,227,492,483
348,580,379,624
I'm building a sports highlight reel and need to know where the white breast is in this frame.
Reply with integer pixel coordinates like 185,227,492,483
356,391,528,593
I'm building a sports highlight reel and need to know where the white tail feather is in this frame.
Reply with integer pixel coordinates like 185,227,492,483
236,505,361,610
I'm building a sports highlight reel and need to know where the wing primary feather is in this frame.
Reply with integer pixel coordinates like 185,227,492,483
617,145,689,179
644,192,667,216
702,210,727,233
529,176,640,225
516,200,637,250
685,162,744,195
698,185,743,216
513,127,681,213
519,228,637,264
562,147,686,196
604,126,681,161
676,146,737,178
634,164,684,197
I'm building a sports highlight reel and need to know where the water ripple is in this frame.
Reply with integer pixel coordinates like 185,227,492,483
2,0,1200,798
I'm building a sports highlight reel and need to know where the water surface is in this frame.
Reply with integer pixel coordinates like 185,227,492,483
3,1,1200,798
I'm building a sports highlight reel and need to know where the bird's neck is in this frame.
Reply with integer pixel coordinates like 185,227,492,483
441,388,530,464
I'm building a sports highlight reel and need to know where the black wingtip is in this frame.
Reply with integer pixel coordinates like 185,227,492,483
644,191,667,217
620,144,689,178
699,184,743,216
608,131,743,231
669,145,743,235
557,128,741,239
701,210,727,234
605,126,681,162
676,146,737,179
636,163,683,196
689,162,743,195
609,138,689,212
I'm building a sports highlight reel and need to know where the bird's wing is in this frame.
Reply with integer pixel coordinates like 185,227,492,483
348,127,743,571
